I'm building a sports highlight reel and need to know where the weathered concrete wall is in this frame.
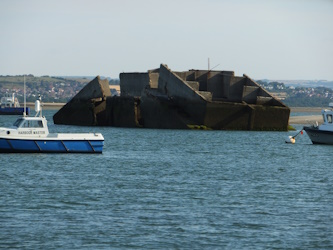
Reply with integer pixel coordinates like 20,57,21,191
220,71,234,100
207,73,224,99
140,96,189,129
243,75,286,107
53,65,290,131
53,76,110,126
173,70,235,101
251,106,290,130
175,70,209,92
53,101,95,126
158,64,208,102
107,95,290,131
204,102,251,130
73,76,111,101
149,72,159,89
186,81,200,91
228,76,246,102
120,73,149,97
106,96,137,127
204,102,290,130
173,71,188,81
244,76,271,98
242,86,259,104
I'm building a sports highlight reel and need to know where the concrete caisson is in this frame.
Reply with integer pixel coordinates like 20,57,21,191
53,64,290,131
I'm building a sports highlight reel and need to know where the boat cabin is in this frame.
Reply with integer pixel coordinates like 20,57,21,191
321,103,333,125
318,103,333,132
14,117,44,128
12,116,49,136
322,109,333,124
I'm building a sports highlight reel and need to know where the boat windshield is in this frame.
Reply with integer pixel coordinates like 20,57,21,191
13,118,24,127
22,120,44,128
13,118,44,128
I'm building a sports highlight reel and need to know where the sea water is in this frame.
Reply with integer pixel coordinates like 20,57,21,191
0,110,332,249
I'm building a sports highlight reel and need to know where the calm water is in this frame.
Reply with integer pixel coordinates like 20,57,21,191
0,110,332,249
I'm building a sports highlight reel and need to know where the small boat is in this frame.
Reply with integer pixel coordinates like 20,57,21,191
0,98,104,153
0,93,30,115
303,103,333,145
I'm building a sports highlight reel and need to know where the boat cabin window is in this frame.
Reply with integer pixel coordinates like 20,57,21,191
13,118,24,127
327,114,332,124
13,119,43,128
21,120,44,128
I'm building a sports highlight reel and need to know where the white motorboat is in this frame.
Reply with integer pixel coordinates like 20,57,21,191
0,97,104,153
303,103,333,145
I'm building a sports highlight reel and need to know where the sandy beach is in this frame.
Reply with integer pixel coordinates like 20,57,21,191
289,107,323,125
289,107,323,113
289,115,322,125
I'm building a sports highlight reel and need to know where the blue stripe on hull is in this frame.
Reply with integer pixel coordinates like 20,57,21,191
89,140,104,152
10,139,40,151
64,141,93,152
36,140,67,151
0,139,12,149
0,139,103,153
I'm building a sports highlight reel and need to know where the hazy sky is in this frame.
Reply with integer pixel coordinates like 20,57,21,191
1,0,332,80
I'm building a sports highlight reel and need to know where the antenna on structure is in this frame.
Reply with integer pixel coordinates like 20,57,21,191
207,58,220,72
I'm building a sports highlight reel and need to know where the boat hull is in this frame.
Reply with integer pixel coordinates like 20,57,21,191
0,138,104,153
303,126,333,145
0,107,30,115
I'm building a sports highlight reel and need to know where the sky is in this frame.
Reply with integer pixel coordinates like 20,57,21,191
0,0,332,80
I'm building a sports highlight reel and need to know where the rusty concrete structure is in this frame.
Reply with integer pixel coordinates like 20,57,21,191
53,64,290,131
